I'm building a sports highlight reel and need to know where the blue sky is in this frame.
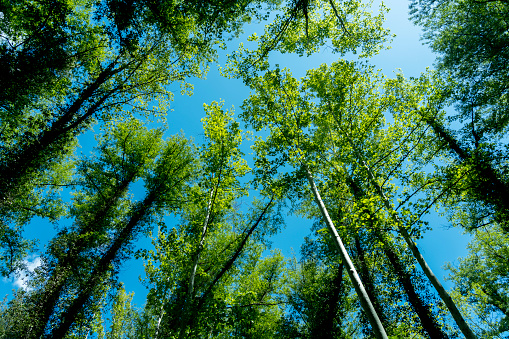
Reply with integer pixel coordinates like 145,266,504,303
1,0,471,310
162,0,471,288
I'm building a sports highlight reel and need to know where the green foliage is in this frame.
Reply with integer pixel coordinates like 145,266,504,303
2,118,195,339
410,0,509,234
447,224,509,338
240,56,467,337
281,253,351,338
225,0,392,81
4,0,509,337
133,106,288,338
0,0,268,276
410,0,509,137
106,284,138,339
387,71,509,234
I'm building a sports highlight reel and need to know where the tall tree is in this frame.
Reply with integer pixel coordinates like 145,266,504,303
305,61,475,338
241,60,476,337
0,0,278,275
242,65,389,338
409,1,509,230
345,175,449,338
278,246,349,338
4,118,195,339
224,0,391,81
446,223,509,338
139,103,285,338
410,0,509,135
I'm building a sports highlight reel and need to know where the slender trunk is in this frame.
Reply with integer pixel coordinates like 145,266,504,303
47,192,157,339
178,189,214,339
423,115,509,231
378,233,448,339
197,196,275,308
396,225,476,339
183,197,275,333
310,262,344,339
0,62,124,200
346,136,476,339
27,177,133,339
353,235,388,331
303,164,388,339
346,174,449,338
154,277,171,339
187,189,214,302
323,262,344,338
155,304,165,339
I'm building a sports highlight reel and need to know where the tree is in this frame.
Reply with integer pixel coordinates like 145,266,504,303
279,234,353,338
140,199,287,338
224,0,392,81
410,0,509,136
446,224,509,338
138,103,286,338
241,60,478,337
242,65,389,338
304,61,475,338
5,118,195,338
105,284,138,339
344,175,449,338
5,0,504,337
0,0,276,275
409,1,509,231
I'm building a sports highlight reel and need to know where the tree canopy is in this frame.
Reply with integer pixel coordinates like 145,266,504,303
1,0,508,338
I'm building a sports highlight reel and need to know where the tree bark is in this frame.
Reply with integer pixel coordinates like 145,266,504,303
346,174,449,338
303,164,388,339
187,188,214,304
353,235,388,331
26,176,134,339
346,136,477,339
423,115,509,231
377,232,448,338
47,192,157,339
310,262,344,339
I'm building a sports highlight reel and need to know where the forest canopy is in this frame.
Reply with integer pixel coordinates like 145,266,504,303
0,0,508,338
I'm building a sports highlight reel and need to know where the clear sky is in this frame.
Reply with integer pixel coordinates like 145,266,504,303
1,0,471,309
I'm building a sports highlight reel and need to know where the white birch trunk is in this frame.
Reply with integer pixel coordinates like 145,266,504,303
187,188,214,301
154,278,170,339
304,164,388,339
154,304,164,339
178,188,215,339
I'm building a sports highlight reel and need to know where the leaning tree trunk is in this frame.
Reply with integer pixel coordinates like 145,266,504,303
344,134,477,339
346,174,449,338
423,114,509,232
178,188,215,339
48,192,157,339
304,164,388,339
353,235,389,332
319,262,344,338
378,233,448,339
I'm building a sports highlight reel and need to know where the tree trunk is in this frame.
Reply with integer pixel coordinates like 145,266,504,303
47,192,157,339
353,235,388,332
311,262,344,339
346,136,477,339
303,164,388,339
187,189,214,303
0,61,124,200
376,232,448,338
346,174,449,338
178,188,214,339
423,115,509,231
26,177,134,339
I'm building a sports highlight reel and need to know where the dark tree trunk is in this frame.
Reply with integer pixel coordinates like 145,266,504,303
376,232,448,339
